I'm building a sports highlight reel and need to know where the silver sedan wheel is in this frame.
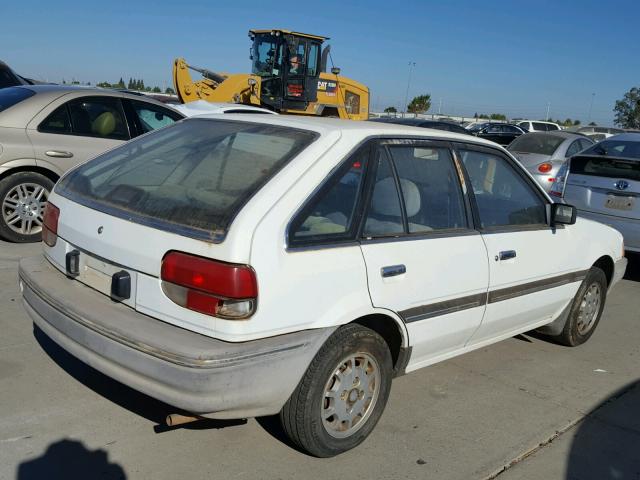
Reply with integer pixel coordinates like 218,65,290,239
321,352,381,438
576,282,602,335
2,182,49,235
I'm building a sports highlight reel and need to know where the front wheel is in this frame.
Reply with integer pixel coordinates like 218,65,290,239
556,267,607,347
280,324,393,457
0,172,54,243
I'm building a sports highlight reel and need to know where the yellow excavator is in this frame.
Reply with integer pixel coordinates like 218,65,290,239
173,29,369,120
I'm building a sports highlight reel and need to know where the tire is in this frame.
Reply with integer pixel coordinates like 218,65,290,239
556,267,607,347
0,172,54,243
280,324,393,457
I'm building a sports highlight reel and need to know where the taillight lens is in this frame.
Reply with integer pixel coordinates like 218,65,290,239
537,162,553,173
42,202,60,247
161,251,257,320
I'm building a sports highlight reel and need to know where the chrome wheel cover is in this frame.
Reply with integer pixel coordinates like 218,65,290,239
576,282,602,335
2,182,49,236
321,352,381,438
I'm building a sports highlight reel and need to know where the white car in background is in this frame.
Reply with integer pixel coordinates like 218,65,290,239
20,115,626,457
171,99,276,117
517,120,562,132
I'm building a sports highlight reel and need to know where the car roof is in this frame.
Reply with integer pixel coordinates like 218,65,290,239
606,132,640,142
171,100,275,117
370,117,459,126
186,114,502,147
519,130,586,140
0,85,182,128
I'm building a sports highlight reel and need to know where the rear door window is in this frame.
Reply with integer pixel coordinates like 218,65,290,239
532,122,548,131
67,96,130,140
387,145,467,233
39,105,72,134
565,140,582,157
58,119,317,241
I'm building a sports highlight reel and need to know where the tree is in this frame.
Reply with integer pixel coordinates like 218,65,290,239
573,119,581,126
563,118,573,127
613,86,640,129
127,77,134,89
407,94,431,114
383,106,397,114
589,121,597,126
489,113,506,121
116,77,125,88
165,87,175,95
152,86,162,93
97,81,111,88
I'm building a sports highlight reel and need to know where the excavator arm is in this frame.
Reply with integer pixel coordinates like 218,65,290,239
172,58,261,105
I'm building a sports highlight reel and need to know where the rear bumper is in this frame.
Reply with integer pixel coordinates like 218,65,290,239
19,254,334,419
577,209,640,252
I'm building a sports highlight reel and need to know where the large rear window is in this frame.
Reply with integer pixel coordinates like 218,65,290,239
581,139,640,159
57,118,317,241
0,87,35,113
508,133,564,155
570,155,640,181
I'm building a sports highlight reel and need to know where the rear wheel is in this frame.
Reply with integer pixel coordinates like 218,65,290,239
280,324,393,457
556,267,607,346
0,172,53,243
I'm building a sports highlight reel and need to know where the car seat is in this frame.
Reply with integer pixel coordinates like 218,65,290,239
91,111,117,137
365,177,430,234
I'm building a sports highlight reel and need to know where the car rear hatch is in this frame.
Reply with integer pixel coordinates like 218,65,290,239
564,154,640,219
42,117,318,338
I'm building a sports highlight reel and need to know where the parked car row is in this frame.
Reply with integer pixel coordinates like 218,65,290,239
551,133,640,253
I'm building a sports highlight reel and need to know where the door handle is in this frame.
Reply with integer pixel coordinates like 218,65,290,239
381,264,406,278
45,150,74,158
497,250,517,261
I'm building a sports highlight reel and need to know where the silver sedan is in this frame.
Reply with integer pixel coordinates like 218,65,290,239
508,131,594,192
0,85,184,242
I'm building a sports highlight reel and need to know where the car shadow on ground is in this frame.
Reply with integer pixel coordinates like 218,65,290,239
33,326,247,433
565,380,640,479
623,252,640,282
17,439,126,480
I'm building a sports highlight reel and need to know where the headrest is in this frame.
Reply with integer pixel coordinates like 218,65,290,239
92,111,116,136
372,177,421,217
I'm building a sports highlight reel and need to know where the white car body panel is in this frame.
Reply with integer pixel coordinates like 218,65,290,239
44,114,625,361
360,235,489,365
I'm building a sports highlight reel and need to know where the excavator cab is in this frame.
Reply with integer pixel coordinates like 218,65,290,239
249,29,325,112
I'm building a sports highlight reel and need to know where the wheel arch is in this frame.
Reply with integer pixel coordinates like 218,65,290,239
0,165,60,185
350,313,410,377
592,255,614,287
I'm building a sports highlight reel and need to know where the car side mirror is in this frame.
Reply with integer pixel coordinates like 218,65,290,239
551,203,577,226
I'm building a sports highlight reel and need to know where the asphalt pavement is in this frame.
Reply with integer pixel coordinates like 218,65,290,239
1,240,639,480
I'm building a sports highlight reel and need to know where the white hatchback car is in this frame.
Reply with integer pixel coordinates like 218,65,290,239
20,116,627,457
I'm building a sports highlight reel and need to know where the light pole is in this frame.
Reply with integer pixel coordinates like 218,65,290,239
588,93,595,123
403,61,416,117
546,102,550,121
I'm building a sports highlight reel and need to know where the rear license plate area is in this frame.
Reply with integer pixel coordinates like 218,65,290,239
76,252,137,307
605,195,635,211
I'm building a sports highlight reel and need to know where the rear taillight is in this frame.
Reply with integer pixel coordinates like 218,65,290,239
161,251,257,320
537,162,553,174
42,202,60,247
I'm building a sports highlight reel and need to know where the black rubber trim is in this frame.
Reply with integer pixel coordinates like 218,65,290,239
400,292,487,323
398,270,588,323
487,270,588,304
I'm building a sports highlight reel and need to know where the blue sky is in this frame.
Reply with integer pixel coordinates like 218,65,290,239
3,0,638,124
